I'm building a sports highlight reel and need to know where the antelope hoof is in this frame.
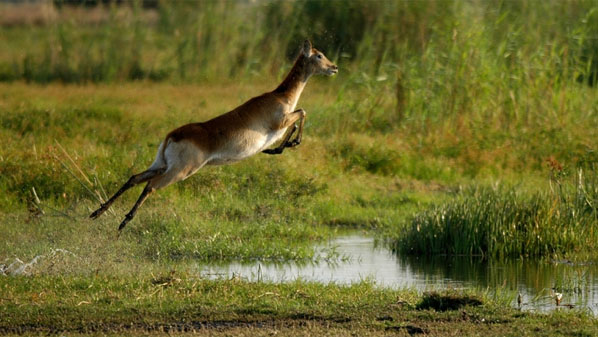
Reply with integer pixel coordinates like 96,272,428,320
90,205,106,219
118,220,129,231
287,139,301,147
118,214,134,231
262,148,283,155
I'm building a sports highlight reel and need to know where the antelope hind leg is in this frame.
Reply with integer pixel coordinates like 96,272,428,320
118,182,154,232
90,167,165,219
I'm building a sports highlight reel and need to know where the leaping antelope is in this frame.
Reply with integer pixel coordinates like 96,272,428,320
90,40,338,231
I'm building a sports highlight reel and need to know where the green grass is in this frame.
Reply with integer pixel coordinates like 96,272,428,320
0,81,431,264
2,1,597,86
2,1,598,184
2,2,598,335
392,162,598,259
0,1,598,335
1,274,597,336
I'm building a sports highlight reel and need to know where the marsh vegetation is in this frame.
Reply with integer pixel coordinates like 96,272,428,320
2,0,598,335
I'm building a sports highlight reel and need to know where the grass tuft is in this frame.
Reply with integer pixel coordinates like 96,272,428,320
393,162,598,259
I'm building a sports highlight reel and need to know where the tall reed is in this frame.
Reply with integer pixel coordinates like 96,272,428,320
393,160,598,259
1,1,597,85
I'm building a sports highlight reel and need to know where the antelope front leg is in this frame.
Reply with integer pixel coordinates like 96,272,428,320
287,110,306,147
262,123,297,155
262,109,306,155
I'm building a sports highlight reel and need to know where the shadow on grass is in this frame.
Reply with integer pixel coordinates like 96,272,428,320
416,291,483,311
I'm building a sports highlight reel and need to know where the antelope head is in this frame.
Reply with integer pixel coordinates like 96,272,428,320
302,40,338,76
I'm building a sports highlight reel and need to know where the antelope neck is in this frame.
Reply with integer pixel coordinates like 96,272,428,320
274,54,312,107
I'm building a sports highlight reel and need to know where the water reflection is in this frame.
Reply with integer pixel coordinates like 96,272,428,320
196,235,598,314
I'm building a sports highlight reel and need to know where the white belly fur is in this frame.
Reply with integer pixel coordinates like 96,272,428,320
208,128,287,165
261,128,288,151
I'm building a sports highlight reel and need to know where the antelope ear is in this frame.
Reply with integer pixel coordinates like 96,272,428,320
302,40,312,57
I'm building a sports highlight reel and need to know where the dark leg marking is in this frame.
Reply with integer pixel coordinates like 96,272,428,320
118,182,154,232
262,123,298,155
90,168,165,219
287,112,306,147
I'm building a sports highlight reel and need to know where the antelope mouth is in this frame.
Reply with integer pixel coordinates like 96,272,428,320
327,67,338,76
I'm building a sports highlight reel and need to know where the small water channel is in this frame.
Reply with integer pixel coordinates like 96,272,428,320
197,235,598,315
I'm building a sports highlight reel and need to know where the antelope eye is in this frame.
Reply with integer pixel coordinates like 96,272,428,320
316,54,322,59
